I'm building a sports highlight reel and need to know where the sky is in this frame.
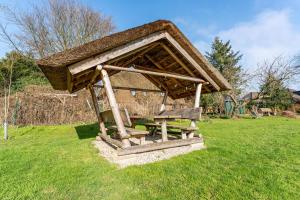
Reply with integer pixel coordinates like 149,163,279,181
0,0,300,91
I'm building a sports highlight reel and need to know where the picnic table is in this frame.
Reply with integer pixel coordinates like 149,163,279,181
141,112,199,142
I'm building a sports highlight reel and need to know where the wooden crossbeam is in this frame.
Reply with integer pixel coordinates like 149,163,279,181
102,65,206,83
94,85,163,93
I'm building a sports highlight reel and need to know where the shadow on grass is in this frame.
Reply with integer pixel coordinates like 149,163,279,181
75,123,99,139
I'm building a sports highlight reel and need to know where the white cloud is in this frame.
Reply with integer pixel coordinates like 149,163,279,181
218,9,300,71
192,9,300,90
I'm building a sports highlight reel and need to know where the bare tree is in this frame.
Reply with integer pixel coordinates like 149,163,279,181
256,56,300,90
0,0,115,58
254,56,300,109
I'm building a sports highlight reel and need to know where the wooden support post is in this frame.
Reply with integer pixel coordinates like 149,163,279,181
159,91,168,113
88,86,107,136
189,83,202,138
181,130,187,139
140,136,146,145
99,65,131,147
161,120,168,142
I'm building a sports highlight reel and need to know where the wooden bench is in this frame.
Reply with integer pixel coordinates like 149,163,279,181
259,108,273,116
100,108,149,145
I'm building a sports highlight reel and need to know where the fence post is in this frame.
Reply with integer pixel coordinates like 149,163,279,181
4,121,8,140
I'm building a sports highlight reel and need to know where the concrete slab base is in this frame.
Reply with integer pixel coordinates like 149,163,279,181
93,139,206,168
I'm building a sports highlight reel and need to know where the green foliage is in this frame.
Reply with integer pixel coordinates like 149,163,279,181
203,38,246,115
0,117,299,199
260,74,293,109
0,51,48,95
206,37,245,95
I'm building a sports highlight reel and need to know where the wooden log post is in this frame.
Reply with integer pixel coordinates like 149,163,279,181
161,120,168,142
189,83,202,138
99,65,131,147
159,91,168,113
88,86,107,136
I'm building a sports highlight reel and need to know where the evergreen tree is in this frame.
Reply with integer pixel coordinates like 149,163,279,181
205,37,245,95
202,37,246,115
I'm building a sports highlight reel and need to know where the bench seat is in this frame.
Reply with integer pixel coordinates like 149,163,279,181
144,123,198,131
108,125,149,144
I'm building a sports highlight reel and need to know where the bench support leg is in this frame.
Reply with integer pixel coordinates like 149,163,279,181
140,136,146,145
100,66,130,148
181,131,187,139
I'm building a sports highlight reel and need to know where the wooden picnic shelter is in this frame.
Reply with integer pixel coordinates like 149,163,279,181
37,20,231,155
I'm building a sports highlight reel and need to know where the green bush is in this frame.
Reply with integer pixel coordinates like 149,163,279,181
0,51,49,95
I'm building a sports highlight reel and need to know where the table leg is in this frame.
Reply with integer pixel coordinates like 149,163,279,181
161,120,168,142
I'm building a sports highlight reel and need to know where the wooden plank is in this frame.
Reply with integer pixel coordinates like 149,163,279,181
100,134,124,149
164,33,220,91
103,65,206,83
69,32,167,74
117,137,203,155
154,115,181,119
94,85,163,93
159,108,201,120
143,123,198,131
101,109,132,127
109,126,148,136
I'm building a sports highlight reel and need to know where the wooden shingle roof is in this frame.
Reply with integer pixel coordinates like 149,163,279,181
37,20,232,99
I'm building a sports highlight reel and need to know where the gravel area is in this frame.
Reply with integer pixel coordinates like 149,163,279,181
93,138,205,168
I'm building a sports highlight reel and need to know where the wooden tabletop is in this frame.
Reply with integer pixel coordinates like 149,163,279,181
130,116,146,119
154,115,182,119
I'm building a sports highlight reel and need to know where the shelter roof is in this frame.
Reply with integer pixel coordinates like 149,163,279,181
37,20,231,99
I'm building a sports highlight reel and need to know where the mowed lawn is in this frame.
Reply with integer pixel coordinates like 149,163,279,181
0,117,299,200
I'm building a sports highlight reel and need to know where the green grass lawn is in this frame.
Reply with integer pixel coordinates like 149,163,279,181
0,117,299,200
